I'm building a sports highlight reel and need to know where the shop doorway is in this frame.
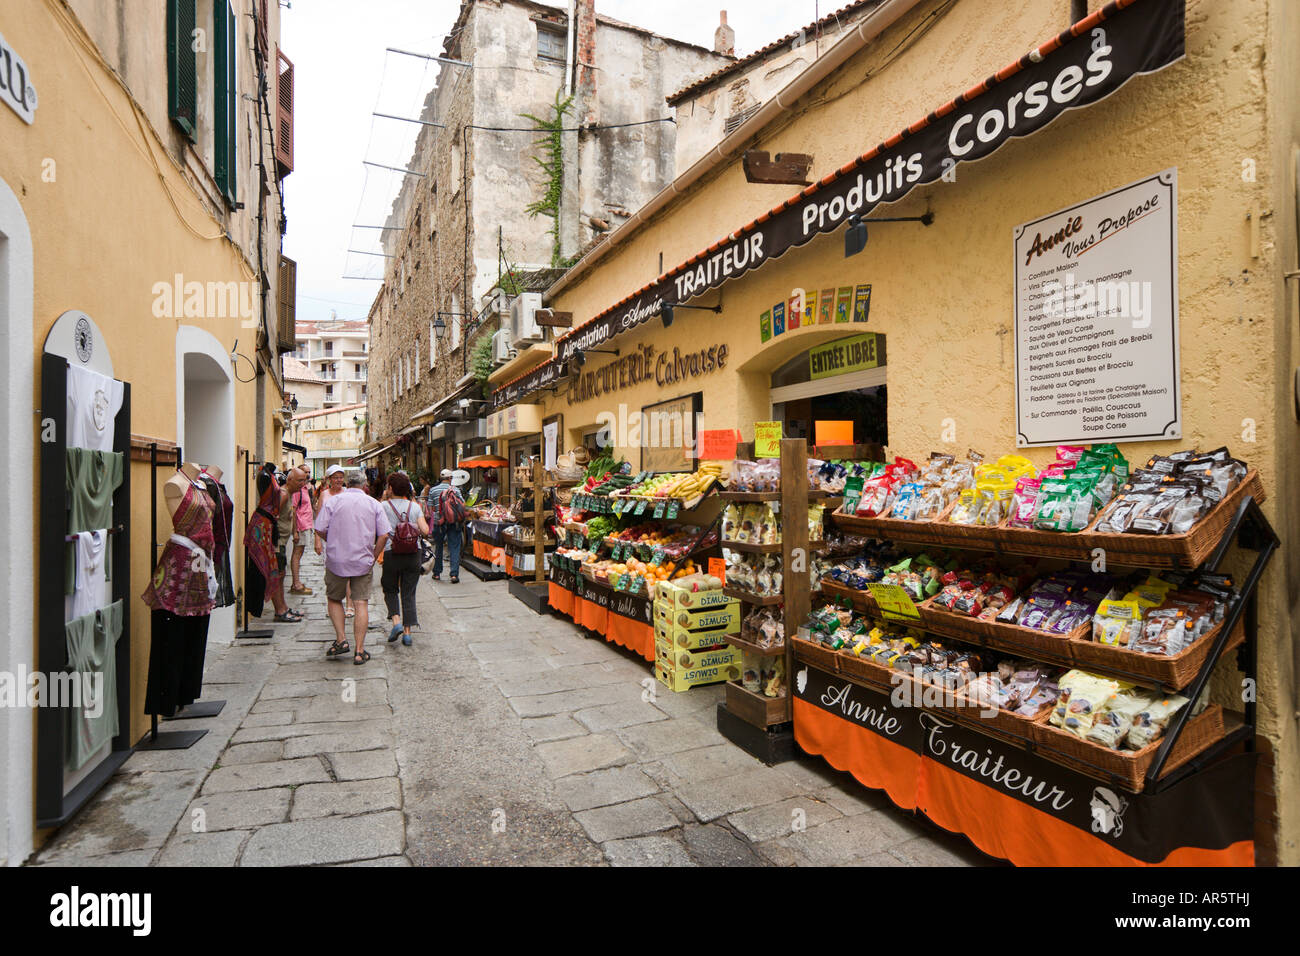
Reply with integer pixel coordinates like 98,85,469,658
770,332,887,452
177,328,236,645
0,176,35,866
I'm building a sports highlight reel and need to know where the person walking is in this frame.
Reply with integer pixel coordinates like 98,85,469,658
289,468,315,595
380,473,428,646
426,468,466,583
314,470,391,665
315,465,353,615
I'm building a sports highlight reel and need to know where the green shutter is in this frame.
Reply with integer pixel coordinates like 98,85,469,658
214,1,237,203
166,0,197,139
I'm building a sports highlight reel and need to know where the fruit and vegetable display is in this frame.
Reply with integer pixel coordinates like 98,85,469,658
615,465,722,502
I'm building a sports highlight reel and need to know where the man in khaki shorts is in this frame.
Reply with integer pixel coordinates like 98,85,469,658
313,471,391,664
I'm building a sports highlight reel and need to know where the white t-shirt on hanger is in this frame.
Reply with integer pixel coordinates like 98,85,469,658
67,529,110,621
66,364,124,452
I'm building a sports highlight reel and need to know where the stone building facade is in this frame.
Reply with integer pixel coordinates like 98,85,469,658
367,0,732,449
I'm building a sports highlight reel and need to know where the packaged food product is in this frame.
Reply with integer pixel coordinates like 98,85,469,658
1086,688,1156,749
1127,695,1189,749
1051,670,1121,739
1093,599,1143,646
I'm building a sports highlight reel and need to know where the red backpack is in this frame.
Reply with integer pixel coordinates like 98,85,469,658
390,501,420,554
438,488,467,527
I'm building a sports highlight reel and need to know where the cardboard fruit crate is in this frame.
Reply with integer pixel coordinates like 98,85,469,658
654,645,742,692
655,618,735,652
654,581,733,611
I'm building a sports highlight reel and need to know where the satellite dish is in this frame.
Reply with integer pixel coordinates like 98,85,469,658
450,469,470,487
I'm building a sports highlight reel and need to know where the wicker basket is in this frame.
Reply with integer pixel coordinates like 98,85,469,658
826,500,957,545
949,691,1054,746
1069,614,1246,690
1080,470,1266,569
791,635,842,676
917,600,1080,666
819,579,882,614
1029,704,1225,792
834,647,902,691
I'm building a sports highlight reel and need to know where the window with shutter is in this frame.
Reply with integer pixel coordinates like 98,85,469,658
167,0,199,139
276,48,295,177
213,1,238,203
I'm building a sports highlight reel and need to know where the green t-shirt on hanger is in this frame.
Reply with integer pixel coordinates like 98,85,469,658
65,448,123,533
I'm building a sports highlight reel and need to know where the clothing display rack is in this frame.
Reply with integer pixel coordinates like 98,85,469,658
134,442,212,751
36,353,133,828
236,448,275,639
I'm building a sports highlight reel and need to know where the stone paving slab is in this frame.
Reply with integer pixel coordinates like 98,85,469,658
552,766,661,813
155,830,248,867
573,796,679,843
519,714,587,743
231,717,392,744
187,788,292,831
759,809,930,866
202,757,330,794
335,855,412,866
535,734,634,778
683,824,766,866
615,716,728,759
507,682,642,718
328,749,399,781
659,743,770,784
603,835,695,867
282,729,393,759
240,810,406,867
728,795,844,843
573,699,669,733
673,767,806,822
290,778,402,820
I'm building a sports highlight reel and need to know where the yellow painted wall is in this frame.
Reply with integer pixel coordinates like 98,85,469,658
1,1,279,847
535,0,1299,862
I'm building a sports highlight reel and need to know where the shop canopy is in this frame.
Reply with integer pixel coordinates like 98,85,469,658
458,454,509,469
352,442,396,464
492,0,1185,410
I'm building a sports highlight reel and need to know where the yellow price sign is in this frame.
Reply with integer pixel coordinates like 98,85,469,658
866,583,920,622
754,421,782,458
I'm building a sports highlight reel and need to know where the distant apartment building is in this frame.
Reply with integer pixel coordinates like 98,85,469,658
365,0,733,464
293,318,369,410
288,403,368,475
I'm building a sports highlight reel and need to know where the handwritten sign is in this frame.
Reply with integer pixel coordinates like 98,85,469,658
754,421,782,458
698,429,740,461
866,583,920,622
708,557,727,585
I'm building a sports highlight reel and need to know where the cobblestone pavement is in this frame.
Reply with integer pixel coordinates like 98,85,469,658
31,555,997,867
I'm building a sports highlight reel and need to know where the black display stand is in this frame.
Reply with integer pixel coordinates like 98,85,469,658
36,353,134,828
135,441,211,751
236,448,275,639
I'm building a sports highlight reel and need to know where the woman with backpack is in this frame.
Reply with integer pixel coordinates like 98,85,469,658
380,473,429,646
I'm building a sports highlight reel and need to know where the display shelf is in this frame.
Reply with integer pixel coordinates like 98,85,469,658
718,490,780,502
723,585,783,607
826,470,1266,570
724,630,785,657
722,537,826,554
724,681,790,728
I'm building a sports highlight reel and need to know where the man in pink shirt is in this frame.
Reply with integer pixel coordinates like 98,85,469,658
314,471,392,664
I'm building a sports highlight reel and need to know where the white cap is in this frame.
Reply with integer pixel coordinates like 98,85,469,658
325,465,345,478
440,468,454,478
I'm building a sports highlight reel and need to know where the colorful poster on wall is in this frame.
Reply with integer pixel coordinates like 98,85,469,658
754,421,783,458
819,289,835,324
835,287,853,322
803,290,818,326
787,291,803,330
773,301,786,336
760,309,772,342
853,284,872,323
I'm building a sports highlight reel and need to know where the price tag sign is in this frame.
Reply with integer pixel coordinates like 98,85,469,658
866,583,920,622
651,545,665,566
653,501,666,519
708,557,727,584
698,429,740,461
636,499,648,515
665,502,680,520
754,421,783,458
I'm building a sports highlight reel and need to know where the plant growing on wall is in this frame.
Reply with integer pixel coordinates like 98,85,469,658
470,333,495,399
521,90,574,268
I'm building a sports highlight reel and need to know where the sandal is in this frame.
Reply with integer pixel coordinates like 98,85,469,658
326,640,350,659
353,650,371,665
274,610,304,623
450,576,460,584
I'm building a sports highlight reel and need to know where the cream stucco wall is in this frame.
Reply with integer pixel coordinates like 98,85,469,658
532,0,1299,863
1,1,287,857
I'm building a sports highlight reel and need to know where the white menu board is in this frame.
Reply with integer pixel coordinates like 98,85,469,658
1014,169,1180,447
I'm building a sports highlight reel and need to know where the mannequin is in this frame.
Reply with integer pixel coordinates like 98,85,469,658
162,462,208,519
142,460,220,717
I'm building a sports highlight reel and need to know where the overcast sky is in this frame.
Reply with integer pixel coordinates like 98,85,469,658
281,0,825,328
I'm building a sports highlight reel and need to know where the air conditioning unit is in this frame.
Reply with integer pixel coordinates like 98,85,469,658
492,329,516,365
510,292,544,343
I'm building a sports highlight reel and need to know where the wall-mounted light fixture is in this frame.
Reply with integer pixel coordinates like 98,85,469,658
844,211,934,258
660,300,722,329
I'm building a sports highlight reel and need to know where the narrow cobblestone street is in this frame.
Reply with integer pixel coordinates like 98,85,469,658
33,562,994,867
